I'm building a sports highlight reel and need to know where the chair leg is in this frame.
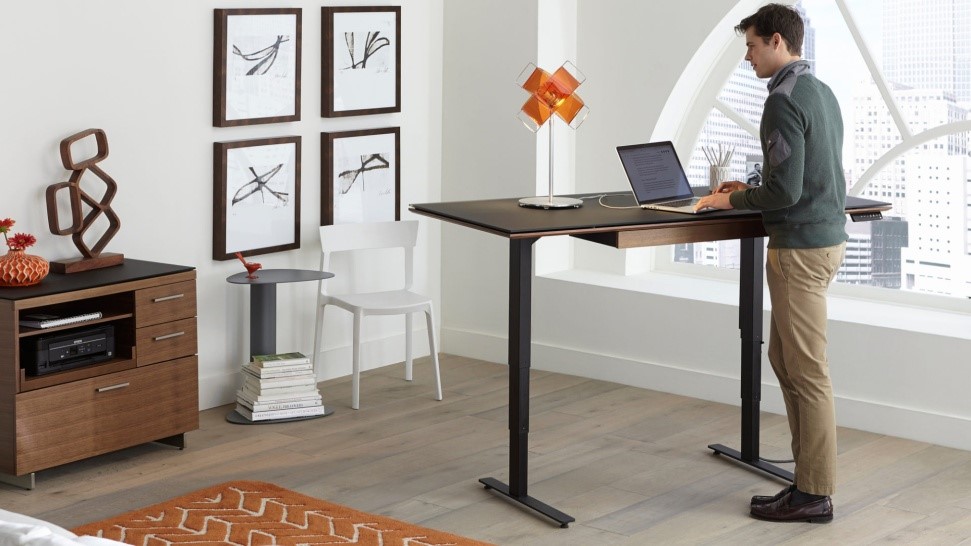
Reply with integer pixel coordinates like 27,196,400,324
312,303,326,377
405,312,414,381
352,311,362,410
425,306,443,401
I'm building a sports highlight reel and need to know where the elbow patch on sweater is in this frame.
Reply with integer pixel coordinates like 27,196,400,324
767,128,791,167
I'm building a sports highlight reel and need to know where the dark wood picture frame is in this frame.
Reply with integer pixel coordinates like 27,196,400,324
214,8,302,127
214,136,301,260
321,127,400,225
321,6,401,117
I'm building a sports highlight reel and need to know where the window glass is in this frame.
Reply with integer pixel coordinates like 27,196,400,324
676,0,971,300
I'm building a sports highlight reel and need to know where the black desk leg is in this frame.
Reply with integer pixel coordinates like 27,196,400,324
480,237,575,528
709,237,794,482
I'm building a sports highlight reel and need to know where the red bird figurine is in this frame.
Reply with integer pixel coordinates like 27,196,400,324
235,252,262,279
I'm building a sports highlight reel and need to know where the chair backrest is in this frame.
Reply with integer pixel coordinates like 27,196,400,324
318,220,419,292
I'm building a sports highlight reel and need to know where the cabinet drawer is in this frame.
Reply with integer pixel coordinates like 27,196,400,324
14,356,198,475
136,317,197,366
135,280,196,328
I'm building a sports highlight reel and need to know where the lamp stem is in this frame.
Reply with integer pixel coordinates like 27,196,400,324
548,118,555,204
517,112,581,209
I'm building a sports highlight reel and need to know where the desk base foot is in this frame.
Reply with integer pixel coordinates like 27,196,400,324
226,407,335,424
479,477,574,528
708,444,794,482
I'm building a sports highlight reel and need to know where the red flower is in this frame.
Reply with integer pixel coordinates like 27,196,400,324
0,218,13,233
7,232,36,251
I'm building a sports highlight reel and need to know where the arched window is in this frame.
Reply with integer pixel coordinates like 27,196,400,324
659,0,971,301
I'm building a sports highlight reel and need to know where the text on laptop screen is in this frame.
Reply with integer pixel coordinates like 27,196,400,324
618,142,694,203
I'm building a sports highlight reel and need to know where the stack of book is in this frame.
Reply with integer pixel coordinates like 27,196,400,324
235,352,326,421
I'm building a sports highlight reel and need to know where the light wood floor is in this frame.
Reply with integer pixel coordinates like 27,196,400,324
3,355,970,544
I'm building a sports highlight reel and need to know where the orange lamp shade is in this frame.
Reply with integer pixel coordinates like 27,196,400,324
517,61,589,132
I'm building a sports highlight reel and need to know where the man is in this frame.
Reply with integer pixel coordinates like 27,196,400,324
694,3,847,523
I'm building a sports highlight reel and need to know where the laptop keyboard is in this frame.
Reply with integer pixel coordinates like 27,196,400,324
660,197,698,207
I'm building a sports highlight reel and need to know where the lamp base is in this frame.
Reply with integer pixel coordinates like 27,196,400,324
518,196,583,209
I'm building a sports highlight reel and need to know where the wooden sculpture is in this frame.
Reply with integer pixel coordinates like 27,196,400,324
46,128,124,273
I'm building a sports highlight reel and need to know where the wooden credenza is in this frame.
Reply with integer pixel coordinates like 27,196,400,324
0,259,199,488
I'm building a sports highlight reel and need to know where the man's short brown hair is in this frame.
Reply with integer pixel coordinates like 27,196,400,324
736,3,804,57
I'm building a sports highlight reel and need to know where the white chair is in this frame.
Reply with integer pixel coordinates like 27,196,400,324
312,220,442,410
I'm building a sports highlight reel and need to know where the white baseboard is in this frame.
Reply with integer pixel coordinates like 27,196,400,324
198,370,240,410
442,327,971,452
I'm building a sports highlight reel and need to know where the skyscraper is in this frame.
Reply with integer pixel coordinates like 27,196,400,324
857,0,971,297
883,0,971,108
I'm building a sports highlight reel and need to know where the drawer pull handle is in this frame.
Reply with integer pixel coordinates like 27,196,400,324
153,294,184,303
154,331,185,341
96,382,130,393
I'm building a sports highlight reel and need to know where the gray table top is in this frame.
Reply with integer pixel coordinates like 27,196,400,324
226,269,334,285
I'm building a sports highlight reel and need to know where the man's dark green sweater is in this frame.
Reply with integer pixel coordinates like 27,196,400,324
729,60,848,249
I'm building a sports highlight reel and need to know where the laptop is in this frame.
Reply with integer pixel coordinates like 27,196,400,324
617,141,715,214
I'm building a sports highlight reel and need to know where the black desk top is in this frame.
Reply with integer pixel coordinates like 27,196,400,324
410,192,891,239
0,259,194,301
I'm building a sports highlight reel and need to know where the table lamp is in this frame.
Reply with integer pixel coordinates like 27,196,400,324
516,61,589,209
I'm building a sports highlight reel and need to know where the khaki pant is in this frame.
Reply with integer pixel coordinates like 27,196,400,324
766,242,846,496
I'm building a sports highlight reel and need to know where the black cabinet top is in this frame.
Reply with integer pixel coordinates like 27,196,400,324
0,258,194,301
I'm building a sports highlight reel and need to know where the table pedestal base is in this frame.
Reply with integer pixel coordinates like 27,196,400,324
479,477,574,528
708,444,794,481
226,407,335,424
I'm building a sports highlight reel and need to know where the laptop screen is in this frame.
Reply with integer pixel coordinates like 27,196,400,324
617,141,694,204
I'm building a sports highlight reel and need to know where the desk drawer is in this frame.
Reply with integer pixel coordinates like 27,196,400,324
136,317,197,366
135,280,196,328
14,356,198,475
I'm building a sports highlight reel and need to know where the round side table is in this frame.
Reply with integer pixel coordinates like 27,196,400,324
226,268,335,424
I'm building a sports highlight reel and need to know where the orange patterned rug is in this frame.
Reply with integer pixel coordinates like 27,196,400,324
72,480,494,546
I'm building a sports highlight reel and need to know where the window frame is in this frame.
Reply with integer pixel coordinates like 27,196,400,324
641,0,971,314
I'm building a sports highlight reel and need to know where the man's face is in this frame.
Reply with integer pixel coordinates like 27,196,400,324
744,27,783,78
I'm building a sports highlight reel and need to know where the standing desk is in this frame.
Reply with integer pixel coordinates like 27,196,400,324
410,192,890,527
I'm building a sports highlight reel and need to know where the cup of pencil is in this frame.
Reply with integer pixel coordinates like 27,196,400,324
704,145,733,192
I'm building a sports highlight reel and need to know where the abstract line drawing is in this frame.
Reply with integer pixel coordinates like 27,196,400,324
322,128,399,225
214,136,301,260
232,164,288,205
322,7,399,116
339,153,389,194
343,32,389,70
214,9,301,126
233,35,290,75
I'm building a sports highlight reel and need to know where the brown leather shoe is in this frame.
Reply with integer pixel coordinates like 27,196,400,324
750,492,833,523
751,484,795,506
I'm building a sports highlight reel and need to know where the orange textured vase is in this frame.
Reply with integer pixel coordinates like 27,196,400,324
0,249,50,287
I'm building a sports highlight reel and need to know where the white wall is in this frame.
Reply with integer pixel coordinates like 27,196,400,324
4,0,443,409
439,1,538,346
441,0,971,452
8,1,968,452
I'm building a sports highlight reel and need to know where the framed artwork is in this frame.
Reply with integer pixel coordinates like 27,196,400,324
745,154,764,187
321,128,400,225
213,136,301,260
214,8,301,127
321,6,401,117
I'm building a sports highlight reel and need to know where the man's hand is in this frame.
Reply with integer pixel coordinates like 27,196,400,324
693,180,751,212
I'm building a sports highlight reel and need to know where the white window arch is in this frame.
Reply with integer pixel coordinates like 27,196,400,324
651,0,971,306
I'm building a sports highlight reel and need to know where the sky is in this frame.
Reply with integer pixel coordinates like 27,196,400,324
804,0,883,124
